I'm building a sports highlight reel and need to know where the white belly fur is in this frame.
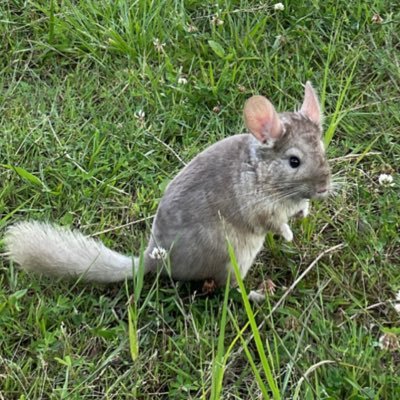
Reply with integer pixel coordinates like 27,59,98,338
227,228,265,279
224,199,309,280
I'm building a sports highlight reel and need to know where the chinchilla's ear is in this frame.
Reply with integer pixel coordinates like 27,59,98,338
300,81,322,126
243,95,283,145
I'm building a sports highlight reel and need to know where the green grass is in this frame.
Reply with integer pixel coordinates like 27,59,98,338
1,0,400,398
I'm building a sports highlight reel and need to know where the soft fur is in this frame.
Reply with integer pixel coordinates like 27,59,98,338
4,82,331,288
5,221,135,282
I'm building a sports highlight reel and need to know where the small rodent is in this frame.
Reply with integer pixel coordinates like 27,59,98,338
4,82,331,297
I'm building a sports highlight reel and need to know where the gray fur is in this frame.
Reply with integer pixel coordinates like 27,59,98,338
4,84,331,287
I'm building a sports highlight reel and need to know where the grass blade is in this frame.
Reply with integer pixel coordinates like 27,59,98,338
210,271,231,400
228,241,281,400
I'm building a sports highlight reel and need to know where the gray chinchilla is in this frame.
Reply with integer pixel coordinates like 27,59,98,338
4,82,331,294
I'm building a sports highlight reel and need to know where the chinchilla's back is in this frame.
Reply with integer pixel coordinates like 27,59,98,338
155,134,256,227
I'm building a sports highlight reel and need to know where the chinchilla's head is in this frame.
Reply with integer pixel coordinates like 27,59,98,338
243,82,331,203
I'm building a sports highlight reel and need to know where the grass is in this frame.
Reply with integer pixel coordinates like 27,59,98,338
0,0,400,398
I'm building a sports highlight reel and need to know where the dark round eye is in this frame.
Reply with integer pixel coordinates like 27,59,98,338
289,156,301,168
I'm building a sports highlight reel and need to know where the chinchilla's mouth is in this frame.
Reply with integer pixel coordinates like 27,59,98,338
313,192,328,200
312,187,330,200
311,181,332,200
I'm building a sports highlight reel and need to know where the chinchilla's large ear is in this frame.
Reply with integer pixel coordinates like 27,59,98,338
243,95,283,145
300,81,322,126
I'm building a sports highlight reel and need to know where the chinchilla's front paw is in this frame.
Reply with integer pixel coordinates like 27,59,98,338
293,200,310,219
300,200,310,218
280,223,293,242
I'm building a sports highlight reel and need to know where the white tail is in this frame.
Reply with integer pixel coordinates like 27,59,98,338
4,221,138,283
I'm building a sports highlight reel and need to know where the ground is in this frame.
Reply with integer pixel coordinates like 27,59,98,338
0,1,399,399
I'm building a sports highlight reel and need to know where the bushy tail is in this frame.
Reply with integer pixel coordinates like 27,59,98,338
4,221,138,283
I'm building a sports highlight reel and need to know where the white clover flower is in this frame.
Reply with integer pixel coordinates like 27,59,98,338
178,77,188,85
186,24,198,33
378,333,399,351
135,110,145,120
274,3,285,11
258,279,277,295
372,14,383,24
153,38,166,52
392,290,400,314
149,247,168,260
211,16,224,26
378,173,394,186
378,335,385,349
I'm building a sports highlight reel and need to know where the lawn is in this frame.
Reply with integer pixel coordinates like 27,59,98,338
0,1,399,399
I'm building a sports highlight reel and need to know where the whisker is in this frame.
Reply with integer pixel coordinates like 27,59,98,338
227,189,305,218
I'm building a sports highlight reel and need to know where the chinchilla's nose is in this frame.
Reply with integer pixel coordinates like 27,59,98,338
316,186,328,194
316,173,331,195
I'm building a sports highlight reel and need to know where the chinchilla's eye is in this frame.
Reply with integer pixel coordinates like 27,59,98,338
289,156,301,168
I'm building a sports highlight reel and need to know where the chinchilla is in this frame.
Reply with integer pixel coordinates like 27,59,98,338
4,82,331,293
